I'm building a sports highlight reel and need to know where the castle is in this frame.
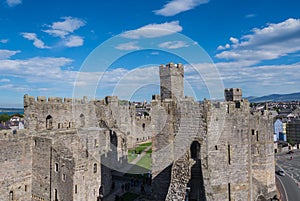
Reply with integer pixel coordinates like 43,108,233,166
0,62,276,201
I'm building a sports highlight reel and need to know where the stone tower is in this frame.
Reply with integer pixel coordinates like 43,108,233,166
224,88,242,101
159,62,184,100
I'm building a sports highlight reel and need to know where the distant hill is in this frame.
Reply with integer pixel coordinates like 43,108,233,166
247,92,300,102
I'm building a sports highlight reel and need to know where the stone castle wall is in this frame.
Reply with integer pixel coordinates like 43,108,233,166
152,98,276,201
0,62,276,201
0,131,32,201
151,63,276,201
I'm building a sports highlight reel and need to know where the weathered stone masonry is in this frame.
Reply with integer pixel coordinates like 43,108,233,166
151,63,276,201
0,62,276,201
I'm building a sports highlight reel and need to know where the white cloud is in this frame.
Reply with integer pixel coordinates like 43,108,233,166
6,0,22,7
0,78,10,82
121,21,182,39
245,14,256,18
216,18,300,63
158,41,189,49
154,0,209,16
182,61,300,97
0,57,75,84
216,61,300,95
110,66,159,100
43,16,86,38
217,44,230,50
0,49,20,59
0,84,49,92
21,33,50,49
42,16,86,48
115,42,140,50
64,35,84,47
43,29,69,38
0,39,8,44
229,37,238,44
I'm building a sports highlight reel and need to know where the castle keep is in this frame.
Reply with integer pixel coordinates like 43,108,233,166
0,62,276,201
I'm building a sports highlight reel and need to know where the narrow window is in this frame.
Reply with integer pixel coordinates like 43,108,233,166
62,173,66,181
75,185,77,194
93,163,97,173
54,189,58,201
80,114,85,127
142,123,145,131
256,131,259,141
46,115,53,130
55,163,59,172
58,123,60,129
9,191,13,200
94,139,97,147
228,144,231,165
25,185,28,192
251,129,255,135
228,183,231,201
215,145,218,150
86,138,89,158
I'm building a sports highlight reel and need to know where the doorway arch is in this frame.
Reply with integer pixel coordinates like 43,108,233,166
188,141,206,201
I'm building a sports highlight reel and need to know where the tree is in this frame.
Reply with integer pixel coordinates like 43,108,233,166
287,138,296,147
0,114,10,123
11,113,24,118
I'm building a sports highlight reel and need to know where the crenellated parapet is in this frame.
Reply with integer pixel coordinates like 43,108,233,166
24,94,94,107
224,88,242,101
159,62,184,77
23,95,107,132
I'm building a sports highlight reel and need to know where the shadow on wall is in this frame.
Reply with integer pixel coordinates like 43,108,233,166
188,141,206,201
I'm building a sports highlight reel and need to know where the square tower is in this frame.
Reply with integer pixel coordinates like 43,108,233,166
159,62,184,101
224,88,242,101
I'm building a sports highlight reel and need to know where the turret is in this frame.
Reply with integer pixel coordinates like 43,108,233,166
224,88,242,101
159,62,184,101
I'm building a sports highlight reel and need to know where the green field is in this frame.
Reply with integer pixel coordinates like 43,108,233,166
127,142,152,163
135,153,151,170
127,141,152,173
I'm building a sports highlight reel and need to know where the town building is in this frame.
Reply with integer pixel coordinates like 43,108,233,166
286,118,300,148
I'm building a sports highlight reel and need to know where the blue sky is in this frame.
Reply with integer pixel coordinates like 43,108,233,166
1,0,300,107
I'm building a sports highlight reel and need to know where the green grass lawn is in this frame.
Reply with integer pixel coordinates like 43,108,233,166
135,153,151,170
126,141,152,174
139,142,152,147
127,153,136,163
127,141,152,163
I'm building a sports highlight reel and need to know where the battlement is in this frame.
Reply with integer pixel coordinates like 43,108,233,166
104,96,118,105
224,88,242,101
159,62,184,77
24,94,91,106
152,94,161,101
